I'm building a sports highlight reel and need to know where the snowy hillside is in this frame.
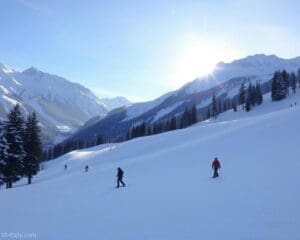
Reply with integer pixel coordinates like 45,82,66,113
1,91,299,240
182,54,300,94
0,64,129,144
68,54,300,142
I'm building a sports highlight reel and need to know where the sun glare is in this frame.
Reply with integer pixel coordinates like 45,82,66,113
171,37,238,88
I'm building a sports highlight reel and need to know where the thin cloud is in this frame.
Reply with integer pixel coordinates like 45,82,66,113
17,0,52,16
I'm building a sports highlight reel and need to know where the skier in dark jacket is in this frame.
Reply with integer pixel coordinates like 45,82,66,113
212,157,221,178
116,167,126,188
85,165,89,172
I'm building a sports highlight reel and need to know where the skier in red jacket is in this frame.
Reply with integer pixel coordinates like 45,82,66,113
212,157,221,178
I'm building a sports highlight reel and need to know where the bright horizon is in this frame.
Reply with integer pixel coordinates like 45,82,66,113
1,0,300,102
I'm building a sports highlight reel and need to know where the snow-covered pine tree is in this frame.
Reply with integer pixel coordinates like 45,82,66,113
3,104,26,188
23,112,42,184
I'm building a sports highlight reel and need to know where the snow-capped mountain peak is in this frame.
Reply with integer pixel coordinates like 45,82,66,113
0,63,130,145
0,63,14,74
182,54,300,95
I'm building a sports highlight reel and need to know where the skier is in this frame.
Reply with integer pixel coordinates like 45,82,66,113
64,165,67,171
212,157,221,178
85,165,89,172
116,167,126,188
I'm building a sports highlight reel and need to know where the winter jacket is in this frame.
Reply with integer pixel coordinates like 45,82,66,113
212,159,221,169
117,169,124,178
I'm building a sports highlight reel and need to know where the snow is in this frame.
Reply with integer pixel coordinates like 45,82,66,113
56,125,73,133
151,101,184,122
1,90,300,239
0,63,132,144
123,91,175,121
102,96,131,110
2,95,21,109
183,54,300,94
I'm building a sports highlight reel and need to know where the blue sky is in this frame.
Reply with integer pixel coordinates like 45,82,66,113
1,0,300,101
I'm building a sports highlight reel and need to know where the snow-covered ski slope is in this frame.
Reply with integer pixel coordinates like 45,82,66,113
1,92,300,240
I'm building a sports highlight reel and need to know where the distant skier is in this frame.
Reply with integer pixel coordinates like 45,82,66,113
64,165,67,171
116,167,126,188
212,157,221,178
85,165,89,172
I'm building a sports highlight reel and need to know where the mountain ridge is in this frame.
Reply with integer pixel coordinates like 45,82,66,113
64,54,300,144
0,63,130,145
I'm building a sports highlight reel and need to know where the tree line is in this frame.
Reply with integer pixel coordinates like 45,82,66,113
43,134,107,161
271,69,300,101
45,68,300,162
0,105,42,188
125,105,198,140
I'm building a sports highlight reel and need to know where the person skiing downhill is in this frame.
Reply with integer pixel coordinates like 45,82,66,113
85,165,89,172
212,157,221,178
116,167,126,188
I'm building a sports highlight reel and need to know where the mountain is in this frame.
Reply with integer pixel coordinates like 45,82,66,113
182,54,300,94
102,96,131,110
1,90,299,239
66,54,300,142
0,64,128,145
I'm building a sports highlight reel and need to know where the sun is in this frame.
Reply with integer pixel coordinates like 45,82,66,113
171,37,238,88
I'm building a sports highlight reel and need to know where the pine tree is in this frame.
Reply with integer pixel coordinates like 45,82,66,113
0,124,9,187
223,100,228,112
3,104,26,188
297,68,300,88
245,96,251,112
23,112,42,184
247,84,256,107
96,134,106,145
271,71,288,101
218,100,222,114
190,104,197,124
211,93,218,119
232,100,237,112
290,72,297,94
281,70,289,96
239,83,246,107
180,107,189,128
169,117,177,130
255,83,263,105
206,108,211,119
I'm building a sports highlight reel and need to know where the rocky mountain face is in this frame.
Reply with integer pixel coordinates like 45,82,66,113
0,64,130,145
